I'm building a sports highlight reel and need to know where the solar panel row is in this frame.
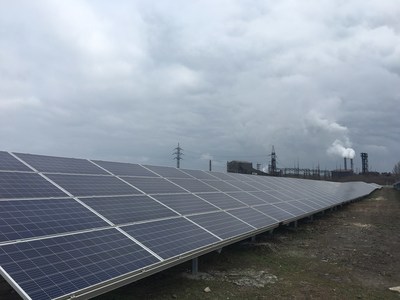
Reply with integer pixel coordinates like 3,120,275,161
0,151,379,300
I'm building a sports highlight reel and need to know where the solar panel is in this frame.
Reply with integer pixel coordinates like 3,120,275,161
0,151,32,172
15,153,108,175
180,169,217,180
0,150,380,300
121,177,187,194
242,180,272,191
81,195,178,225
0,172,67,199
47,174,141,197
205,171,235,180
122,217,220,259
92,160,158,177
254,204,296,222
227,207,279,229
152,193,219,215
264,190,296,202
196,192,246,210
288,200,316,214
0,229,160,300
168,178,218,193
0,198,108,242
226,191,266,206
201,180,241,192
272,202,308,217
188,211,254,239
249,191,279,204
144,165,192,178
225,180,259,192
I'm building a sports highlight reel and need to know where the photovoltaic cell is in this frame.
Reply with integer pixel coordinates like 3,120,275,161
264,190,295,202
196,193,246,210
288,200,316,214
121,177,187,194
254,204,296,222
188,211,254,239
81,195,178,225
272,202,307,217
201,180,241,192
47,174,141,197
0,229,160,300
143,165,192,179
168,178,218,193
205,171,235,180
242,181,272,191
0,198,108,242
225,180,259,192
152,194,218,215
180,169,217,180
15,153,108,175
227,207,279,229
0,172,67,199
249,191,280,204
92,160,158,177
226,192,265,206
0,151,32,172
122,217,220,259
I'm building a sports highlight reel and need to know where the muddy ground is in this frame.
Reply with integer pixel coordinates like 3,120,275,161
1,187,399,299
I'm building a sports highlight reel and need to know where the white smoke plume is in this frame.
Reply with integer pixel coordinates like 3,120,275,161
327,139,355,159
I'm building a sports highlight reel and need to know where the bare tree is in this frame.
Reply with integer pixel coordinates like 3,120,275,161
393,161,400,175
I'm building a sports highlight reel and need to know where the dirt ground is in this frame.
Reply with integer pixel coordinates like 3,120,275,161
1,187,399,299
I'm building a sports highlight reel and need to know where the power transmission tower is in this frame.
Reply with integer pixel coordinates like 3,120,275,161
173,143,183,168
268,145,277,176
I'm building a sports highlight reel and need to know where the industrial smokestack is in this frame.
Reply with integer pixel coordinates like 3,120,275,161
350,158,354,171
344,157,347,170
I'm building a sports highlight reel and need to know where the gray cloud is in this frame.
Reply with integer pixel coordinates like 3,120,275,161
0,0,399,172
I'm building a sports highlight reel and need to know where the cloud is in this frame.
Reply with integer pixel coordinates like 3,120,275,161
0,0,399,172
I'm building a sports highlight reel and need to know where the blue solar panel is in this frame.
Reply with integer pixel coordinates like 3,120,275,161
152,193,218,215
144,165,192,178
0,198,109,242
121,177,187,194
0,172,67,199
0,229,160,300
226,191,265,206
254,204,296,222
47,174,141,197
188,211,254,239
0,151,32,172
249,191,279,204
264,190,296,201
180,169,217,180
227,207,279,229
202,180,241,192
92,160,158,177
169,178,218,193
196,192,246,210
15,153,108,175
288,200,316,214
81,195,178,224
272,202,308,217
239,180,269,191
225,180,259,191
0,150,380,300
122,217,220,259
205,172,235,180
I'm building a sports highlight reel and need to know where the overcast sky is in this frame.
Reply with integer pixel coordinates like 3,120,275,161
1,0,399,172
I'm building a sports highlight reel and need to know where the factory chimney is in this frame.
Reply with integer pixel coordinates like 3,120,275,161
343,157,347,170
350,158,354,171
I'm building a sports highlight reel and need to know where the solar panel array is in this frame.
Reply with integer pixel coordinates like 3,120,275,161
0,151,378,300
